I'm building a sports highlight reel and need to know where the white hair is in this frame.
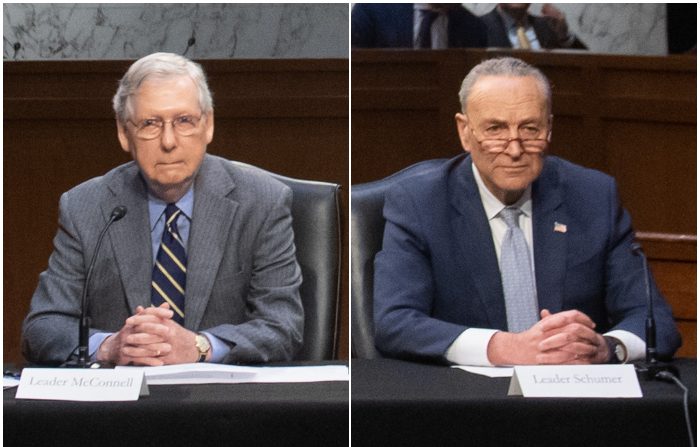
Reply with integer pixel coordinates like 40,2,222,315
112,52,213,123
458,57,551,113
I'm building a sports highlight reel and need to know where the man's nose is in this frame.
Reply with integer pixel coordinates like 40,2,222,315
503,137,525,157
160,122,177,151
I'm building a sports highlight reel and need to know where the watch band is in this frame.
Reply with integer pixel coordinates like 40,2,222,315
195,334,211,363
604,336,627,364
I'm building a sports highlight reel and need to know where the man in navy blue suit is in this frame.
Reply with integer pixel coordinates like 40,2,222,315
373,57,680,365
351,3,488,49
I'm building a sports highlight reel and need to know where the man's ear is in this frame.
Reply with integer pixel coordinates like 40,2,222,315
455,112,471,153
204,111,214,144
116,120,131,153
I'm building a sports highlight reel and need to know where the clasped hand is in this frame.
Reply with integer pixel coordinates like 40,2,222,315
487,309,609,366
96,303,199,366
541,3,570,42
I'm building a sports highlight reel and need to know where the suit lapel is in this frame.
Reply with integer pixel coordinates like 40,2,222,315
532,157,567,314
184,156,238,330
531,15,556,49
487,10,513,48
396,5,415,47
104,164,153,314
449,157,508,330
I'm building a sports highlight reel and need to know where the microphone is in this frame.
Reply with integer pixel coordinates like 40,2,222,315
631,242,678,380
63,206,127,368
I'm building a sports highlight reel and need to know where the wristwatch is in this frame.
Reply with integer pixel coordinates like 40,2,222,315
194,334,211,363
604,336,628,364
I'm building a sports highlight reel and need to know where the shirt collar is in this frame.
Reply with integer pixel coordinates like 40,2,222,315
148,186,194,232
471,161,532,220
414,3,446,15
497,5,529,29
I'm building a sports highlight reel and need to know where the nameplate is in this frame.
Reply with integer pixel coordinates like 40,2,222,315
16,368,149,402
507,364,642,398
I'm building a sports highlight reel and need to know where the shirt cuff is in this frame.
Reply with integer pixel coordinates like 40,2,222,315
445,328,500,366
201,332,230,363
90,332,231,363
89,332,112,361
604,329,645,362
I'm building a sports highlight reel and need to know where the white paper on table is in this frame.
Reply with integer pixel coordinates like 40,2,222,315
451,365,514,378
116,363,348,385
4,377,21,389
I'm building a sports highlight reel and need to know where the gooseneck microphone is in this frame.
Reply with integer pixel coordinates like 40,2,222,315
631,242,678,380
64,206,127,368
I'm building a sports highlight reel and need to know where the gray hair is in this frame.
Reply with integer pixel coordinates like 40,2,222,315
112,52,213,123
457,57,551,113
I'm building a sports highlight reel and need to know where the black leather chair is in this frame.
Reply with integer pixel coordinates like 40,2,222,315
351,159,447,359
232,161,342,361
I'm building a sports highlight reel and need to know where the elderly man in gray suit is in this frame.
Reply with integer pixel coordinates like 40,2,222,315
22,53,303,366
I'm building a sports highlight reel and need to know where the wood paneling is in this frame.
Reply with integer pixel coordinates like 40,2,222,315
638,232,697,358
4,59,349,365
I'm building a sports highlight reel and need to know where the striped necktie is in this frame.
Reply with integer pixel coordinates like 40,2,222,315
499,207,538,332
151,204,187,325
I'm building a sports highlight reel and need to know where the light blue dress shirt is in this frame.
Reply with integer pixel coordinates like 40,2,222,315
497,8,542,50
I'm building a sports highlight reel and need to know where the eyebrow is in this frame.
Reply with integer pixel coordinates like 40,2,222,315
481,118,543,126
136,113,197,120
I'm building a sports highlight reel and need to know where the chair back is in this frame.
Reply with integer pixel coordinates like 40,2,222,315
232,161,342,361
350,159,447,358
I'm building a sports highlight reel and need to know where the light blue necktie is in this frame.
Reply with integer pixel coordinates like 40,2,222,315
151,204,187,325
499,207,538,332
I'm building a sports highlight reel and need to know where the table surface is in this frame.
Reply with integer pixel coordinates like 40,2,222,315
352,358,696,447
6,359,696,446
5,364,348,447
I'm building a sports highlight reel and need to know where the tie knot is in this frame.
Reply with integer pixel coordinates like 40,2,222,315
500,207,522,229
165,204,180,220
164,204,182,231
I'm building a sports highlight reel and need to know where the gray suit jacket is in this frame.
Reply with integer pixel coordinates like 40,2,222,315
22,154,304,365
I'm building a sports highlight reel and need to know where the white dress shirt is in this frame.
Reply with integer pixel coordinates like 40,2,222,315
445,163,644,365
413,4,449,49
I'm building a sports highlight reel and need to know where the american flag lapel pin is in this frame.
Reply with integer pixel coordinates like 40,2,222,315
553,221,567,233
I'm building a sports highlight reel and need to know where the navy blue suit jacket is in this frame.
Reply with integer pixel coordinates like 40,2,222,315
351,4,487,48
374,154,680,363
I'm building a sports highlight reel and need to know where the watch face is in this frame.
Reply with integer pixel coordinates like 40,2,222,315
196,335,211,352
614,344,625,361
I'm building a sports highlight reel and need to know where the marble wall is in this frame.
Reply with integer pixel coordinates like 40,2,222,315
4,3,349,60
464,3,668,55
0,3,675,59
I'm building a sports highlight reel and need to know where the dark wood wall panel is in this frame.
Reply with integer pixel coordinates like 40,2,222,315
4,59,349,365
353,49,696,357
604,120,696,234
640,233,696,358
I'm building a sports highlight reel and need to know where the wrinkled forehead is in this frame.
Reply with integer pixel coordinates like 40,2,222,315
127,75,200,116
466,75,549,117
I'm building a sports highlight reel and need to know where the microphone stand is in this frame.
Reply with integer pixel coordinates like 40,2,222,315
631,243,679,381
62,206,127,368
